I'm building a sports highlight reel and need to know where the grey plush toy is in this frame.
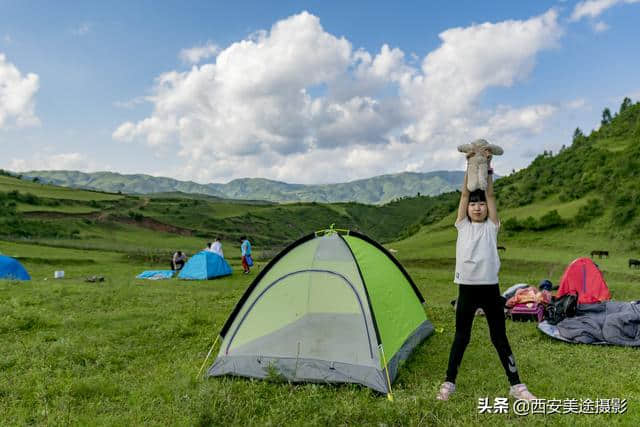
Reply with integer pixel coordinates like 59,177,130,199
457,139,503,192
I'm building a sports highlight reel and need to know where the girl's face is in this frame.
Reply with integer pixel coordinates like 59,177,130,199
468,201,488,222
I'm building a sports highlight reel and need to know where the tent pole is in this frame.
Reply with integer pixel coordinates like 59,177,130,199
379,345,394,402
196,335,220,380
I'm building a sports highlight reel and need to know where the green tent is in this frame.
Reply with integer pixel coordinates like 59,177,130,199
206,230,433,397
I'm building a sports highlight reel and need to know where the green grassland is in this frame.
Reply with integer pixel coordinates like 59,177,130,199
2,212,640,426
0,175,123,201
16,203,100,214
1,172,455,246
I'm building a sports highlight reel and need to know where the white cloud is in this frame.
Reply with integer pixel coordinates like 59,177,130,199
571,0,640,21
593,21,610,32
71,22,91,36
114,10,563,184
566,98,587,109
179,42,220,64
113,96,150,109
476,104,558,138
401,9,561,142
8,152,96,172
0,53,40,129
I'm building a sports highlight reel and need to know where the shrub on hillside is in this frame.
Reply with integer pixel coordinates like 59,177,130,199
502,218,523,232
613,205,636,226
573,199,604,224
502,210,565,232
128,211,144,221
521,216,539,230
537,210,565,229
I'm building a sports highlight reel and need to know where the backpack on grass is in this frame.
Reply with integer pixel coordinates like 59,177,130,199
544,293,578,325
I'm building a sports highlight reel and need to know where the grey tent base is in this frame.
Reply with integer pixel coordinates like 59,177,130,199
207,319,434,394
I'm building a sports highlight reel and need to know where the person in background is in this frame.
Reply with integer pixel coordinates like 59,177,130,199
171,251,187,271
240,236,252,274
211,237,224,258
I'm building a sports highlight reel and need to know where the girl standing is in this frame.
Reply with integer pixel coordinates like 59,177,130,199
437,148,536,402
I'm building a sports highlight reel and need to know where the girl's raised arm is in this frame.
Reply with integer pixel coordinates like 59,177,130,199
485,150,499,226
456,164,471,224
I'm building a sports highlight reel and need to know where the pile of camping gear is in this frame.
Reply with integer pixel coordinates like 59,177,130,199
504,284,552,323
504,257,640,347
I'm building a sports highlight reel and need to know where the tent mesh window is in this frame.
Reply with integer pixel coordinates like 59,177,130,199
225,234,378,366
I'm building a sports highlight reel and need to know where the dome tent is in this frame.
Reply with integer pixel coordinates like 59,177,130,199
557,257,610,304
0,255,31,281
206,229,433,398
178,251,232,280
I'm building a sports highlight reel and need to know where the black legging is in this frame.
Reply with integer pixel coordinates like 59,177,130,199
445,284,521,386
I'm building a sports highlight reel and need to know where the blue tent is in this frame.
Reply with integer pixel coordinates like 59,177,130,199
0,255,31,280
178,251,232,280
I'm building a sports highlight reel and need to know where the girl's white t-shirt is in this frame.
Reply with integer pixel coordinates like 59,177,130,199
454,217,500,285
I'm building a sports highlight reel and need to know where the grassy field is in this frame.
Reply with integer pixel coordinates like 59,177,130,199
0,175,123,201
2,173,450,246
2,211,640,426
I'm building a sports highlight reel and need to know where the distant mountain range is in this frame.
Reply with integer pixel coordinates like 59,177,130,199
21,170,465,204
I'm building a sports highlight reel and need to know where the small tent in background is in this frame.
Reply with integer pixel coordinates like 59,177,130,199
206,230,432,398
557,257,610,304
178,251,232,280
0,255,31,280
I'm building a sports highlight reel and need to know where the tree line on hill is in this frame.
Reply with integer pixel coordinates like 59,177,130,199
496,97,640,240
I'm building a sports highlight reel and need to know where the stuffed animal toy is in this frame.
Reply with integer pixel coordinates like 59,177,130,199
457,139,503,192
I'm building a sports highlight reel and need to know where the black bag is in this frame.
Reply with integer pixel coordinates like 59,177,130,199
545,293,578,325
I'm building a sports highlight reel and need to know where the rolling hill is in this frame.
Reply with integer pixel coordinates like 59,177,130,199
20,170,464,204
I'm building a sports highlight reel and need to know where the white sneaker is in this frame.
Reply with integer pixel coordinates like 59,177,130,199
509,383,537,401
436,381,456,401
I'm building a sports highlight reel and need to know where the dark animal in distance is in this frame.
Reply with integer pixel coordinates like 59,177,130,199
591,250,609,258
497,246,506,252
629,259,640,269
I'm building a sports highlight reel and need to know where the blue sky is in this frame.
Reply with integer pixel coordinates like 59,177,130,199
1,0,639,184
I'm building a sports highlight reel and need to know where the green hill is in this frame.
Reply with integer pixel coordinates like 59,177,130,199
19,170,227,198
0,171,453,250
492,97,640,246
21,170,464,204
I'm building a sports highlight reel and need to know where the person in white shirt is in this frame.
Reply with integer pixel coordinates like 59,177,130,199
171,251,187,271
211,237,224,258
437,147,536,402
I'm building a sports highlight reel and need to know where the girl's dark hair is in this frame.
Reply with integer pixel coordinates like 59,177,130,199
469,189,487,203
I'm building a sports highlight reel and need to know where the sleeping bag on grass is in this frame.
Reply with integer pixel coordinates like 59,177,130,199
538,301,640,346
137,270,174,280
